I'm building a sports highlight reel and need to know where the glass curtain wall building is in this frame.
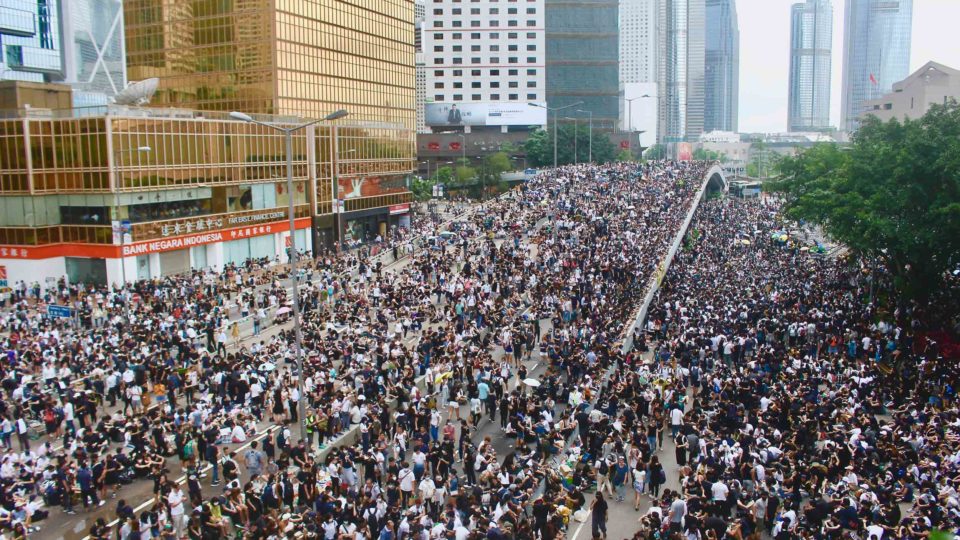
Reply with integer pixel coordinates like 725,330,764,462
123,0,416,250
0,0,127,106
545,0,619,127
788,0,832,132
657,0,705,142
840,0,912,133
704,0,739,133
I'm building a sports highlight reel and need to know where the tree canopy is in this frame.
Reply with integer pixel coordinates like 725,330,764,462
771,102,960,302
523,124,616,167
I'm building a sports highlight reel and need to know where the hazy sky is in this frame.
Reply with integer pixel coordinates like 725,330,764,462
738,0,960,133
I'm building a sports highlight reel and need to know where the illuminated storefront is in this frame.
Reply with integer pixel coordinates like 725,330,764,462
0,105,411,285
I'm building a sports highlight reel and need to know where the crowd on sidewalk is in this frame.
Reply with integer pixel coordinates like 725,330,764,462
0,161,709,540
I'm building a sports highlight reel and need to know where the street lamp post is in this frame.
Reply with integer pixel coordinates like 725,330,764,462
530,101,582,168
576,110,593,163
624,97,642,132
229,109,349,445
113,146,151,287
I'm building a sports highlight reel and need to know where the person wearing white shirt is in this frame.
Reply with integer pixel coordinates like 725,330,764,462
168,486,185,538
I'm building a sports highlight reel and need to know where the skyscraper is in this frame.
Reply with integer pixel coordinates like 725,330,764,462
840,0,913,132
0,0,127,107
789,0,833,132
620,0,658,85
546,0,620,126
657,0,705,142
704,0,739,133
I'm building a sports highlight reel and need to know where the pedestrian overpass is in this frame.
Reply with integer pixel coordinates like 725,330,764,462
620,163,727,353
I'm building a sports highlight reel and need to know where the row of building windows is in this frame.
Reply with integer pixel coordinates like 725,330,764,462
431,32,538,40
432,0,536,3
434,68,537,77
432,7,536,14
435,81,537,89
433,44,537,52
434,57,537,65
432,19,536,28
435,93,537,102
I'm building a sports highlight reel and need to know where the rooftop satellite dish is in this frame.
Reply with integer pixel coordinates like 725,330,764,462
114,78,159,106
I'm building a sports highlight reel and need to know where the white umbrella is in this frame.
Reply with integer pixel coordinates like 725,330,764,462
259,362,276,372
523,378,541,387
275,306,291,315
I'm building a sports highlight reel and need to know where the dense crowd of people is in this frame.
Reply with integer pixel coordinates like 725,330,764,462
0,158,955,540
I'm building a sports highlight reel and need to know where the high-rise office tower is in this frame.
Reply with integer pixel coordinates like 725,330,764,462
789,0,833,132
124,0,415,128
840,0,913,132
704,0,739,133
423,0,546,110
657,0,706,142
620,0,658,85
546,0,620,126
0,0,127,106
415,0,427,133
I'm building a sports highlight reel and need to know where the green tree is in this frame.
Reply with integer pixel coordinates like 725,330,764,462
645,144,667,160
616,149,635,162
523,125,617,167
410,177,434,201
434,166,454,185
770,102,960,303
454,165,476,184
693,147,724,161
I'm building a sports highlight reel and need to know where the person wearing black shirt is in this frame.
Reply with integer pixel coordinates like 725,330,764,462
590,492,608,539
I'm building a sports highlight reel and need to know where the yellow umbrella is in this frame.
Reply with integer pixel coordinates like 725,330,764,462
434,371,453,384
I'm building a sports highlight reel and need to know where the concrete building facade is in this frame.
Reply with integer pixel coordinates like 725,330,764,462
861,61,960,123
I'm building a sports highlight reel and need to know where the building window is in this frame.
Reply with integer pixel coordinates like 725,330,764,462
490,82,500,88
508,33,518,39
434,46,444,52
490,20,499,26
453,69,463,76
491,94,501,100
433,21,443,27
527,93,537,100
434,58,443,64
452,33,462,39
508,20,518,26
433,8,442,14
453,57,463,64
454,82,463,88
527,7,536,13
508,94,518,100
509,44,518,51
491,69,500,76
453,94,463,101
470,20,479,27
471,32,481,39
434,70,444,76
490,45,500,52
471,57,481,64
526,32,536,38
526,81,536,88
490,57,500,63
490,32,499,39
453,20,462,27
527,44,536,51
435,95,445,101
471,45,481,51
526,68,536,76
490,7,499,14
472,94,482,100
452,8,461,14
526,56,536,63
435,82,445,88
471,69,481,76
471,7,480,14
508,57,518,64
526,20,535,26
453,45,462,52
472,82,481,88
509,81,518,88
434,33,443,39
508,7,517,13
508,69,518,75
